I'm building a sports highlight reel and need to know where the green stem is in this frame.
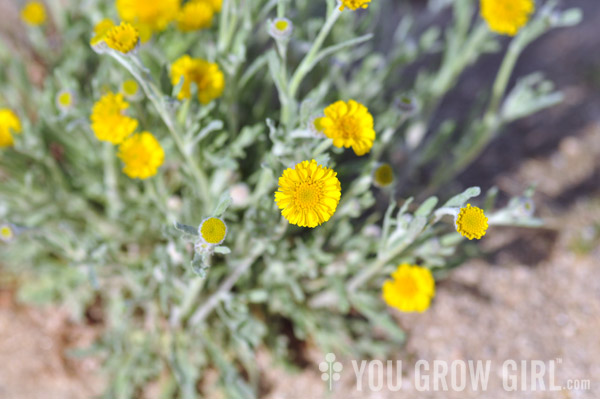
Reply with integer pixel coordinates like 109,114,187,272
286,6,342,106
188,242,266,325
103,143,121,218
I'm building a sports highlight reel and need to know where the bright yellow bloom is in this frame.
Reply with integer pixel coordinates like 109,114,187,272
205,0,222,12
320,100,375,156
480,0,534,36
339,0,371,11
382,264,435,313
116,0,179,42
0,109,22,148
0,224,14,242
177,1,214,32
21,1,46,26
373,163,394,188
199,217,227,245
170,55,225,104
455,204,488,240
274,160,341,228
90,19,115,45
117,132,164,179
105,22,139,53
90,92,138,144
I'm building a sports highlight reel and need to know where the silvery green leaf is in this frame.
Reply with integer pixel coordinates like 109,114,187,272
397,197,414,220
442,186,481,208
552,8,582,27
175,222,199,236
214,246,231,255
415,196,439,217
212,192,232,217
351,293,405,343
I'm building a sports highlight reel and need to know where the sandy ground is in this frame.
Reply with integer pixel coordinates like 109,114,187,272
1,0,599,398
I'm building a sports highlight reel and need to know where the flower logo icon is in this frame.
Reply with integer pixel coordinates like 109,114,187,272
319,353,343,391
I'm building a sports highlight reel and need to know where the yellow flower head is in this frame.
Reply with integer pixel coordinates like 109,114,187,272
105,22,139,53
56,90,75,112
269,17,293,40
339,0,371,11
0,109,22,148
21,1,46,26
480,0,534,36
0,224,15,242
320,100,375,156
90,92,138,144
170,55,225,104
117,132,164,179
455,204,488,240
90,18,115,45
199,217,227,245
121,79,141,100
382,264,435,313
373,163,394,188
274,159,341,228
205,0,222,12
116,0,180,42
177,1,214,32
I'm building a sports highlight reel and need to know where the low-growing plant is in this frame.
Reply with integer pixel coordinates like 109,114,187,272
0,0,580,397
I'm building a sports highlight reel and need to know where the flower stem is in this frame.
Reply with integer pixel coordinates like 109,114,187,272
103,143,121,218
188,242,266,325
282,6,342,126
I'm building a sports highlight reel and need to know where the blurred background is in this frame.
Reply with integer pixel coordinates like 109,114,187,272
0,0,598,398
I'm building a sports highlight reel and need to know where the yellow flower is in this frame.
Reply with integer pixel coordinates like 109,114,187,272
105,22,139,53
121,79,139,99
177,1,214,32
339,0,371,11
320,100,375,156
90,18,115,45
56,90,75,112
455,204,488,240
199,217,227,245
382,264,435,313
373,163,394,188
90,92,138,144
274,160,341,228
268,17,293,40
205,0,222,12
0,109,22,148
117,132,164,179
21,1,46,26
116,0,179,42
170,55,225,104
480,0,534,36
0,224,15,242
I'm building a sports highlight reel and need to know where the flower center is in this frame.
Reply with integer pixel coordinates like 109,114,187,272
295,183,320,209
275,20,288,31
374,164,393,186
123,80,138,96
200,217,227,244
0,226,13,239
337,116,359,139
58,92,71,106
394,275,418,298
